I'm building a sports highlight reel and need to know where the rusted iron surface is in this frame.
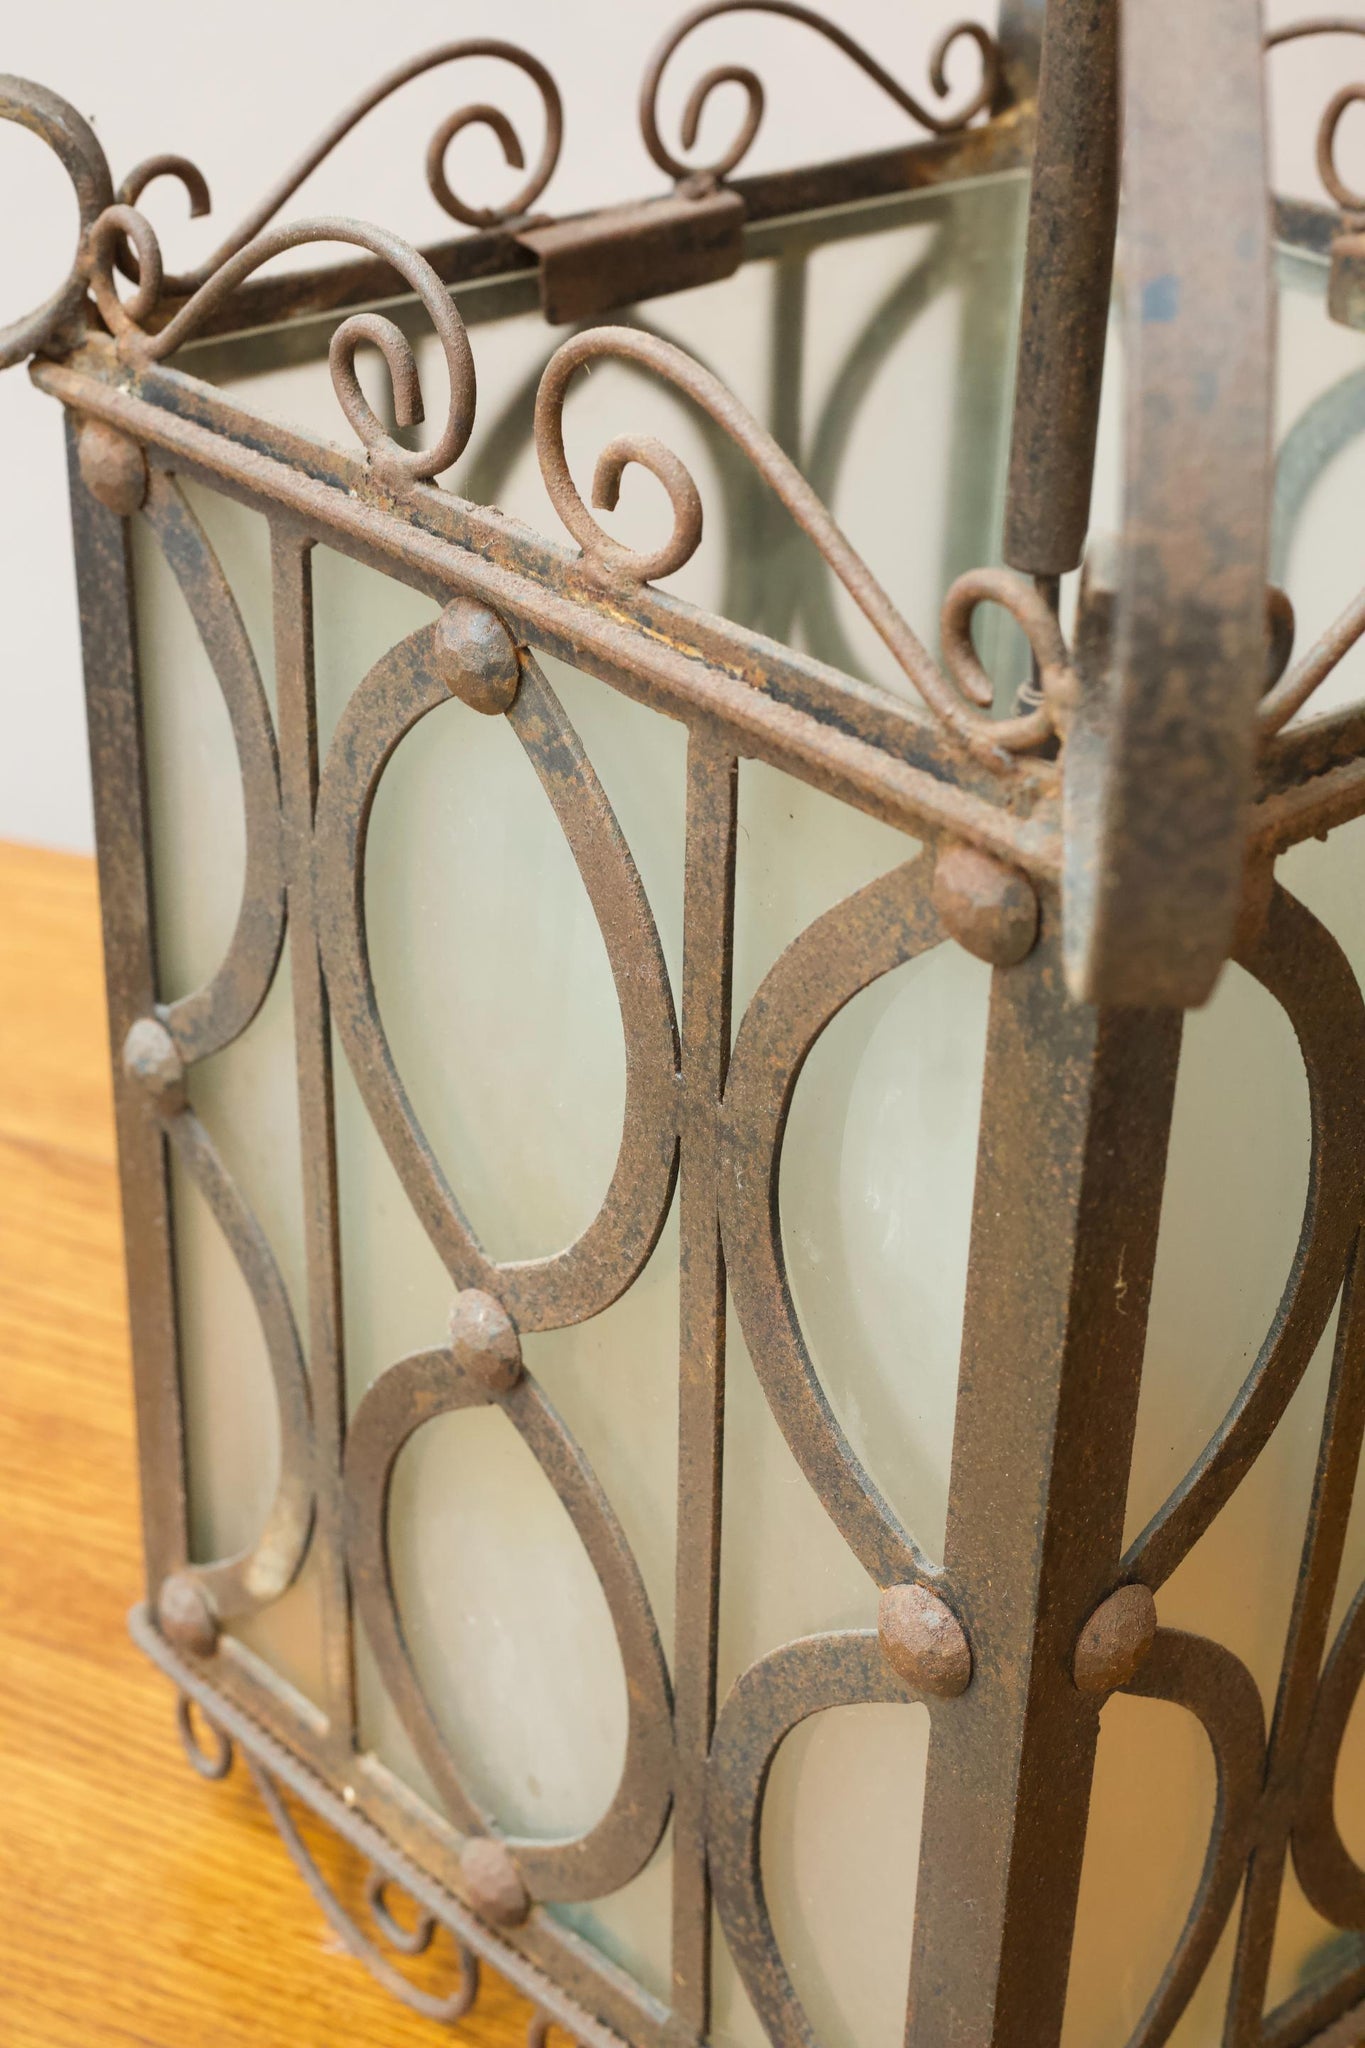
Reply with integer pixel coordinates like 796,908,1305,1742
138,1610,637,2048
1062,0,1272,1007
0,75,111,366
77,417,148,516
1072,1584,1158,1696
907,946,1185,2048
9,5,1365,2044
1002,0,1118,579
930,842,1039,966
515,189,746,324
877,1584,973,1698
123,113,1035,353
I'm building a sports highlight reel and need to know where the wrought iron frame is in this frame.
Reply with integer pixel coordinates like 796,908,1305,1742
11,1,1365,2042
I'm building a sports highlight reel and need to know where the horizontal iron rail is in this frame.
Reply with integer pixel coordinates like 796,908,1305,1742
34,346,1065,875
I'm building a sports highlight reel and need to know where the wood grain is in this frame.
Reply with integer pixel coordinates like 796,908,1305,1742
0,839,533,2047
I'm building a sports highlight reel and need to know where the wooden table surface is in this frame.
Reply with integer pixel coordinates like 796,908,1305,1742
0,839,531,2047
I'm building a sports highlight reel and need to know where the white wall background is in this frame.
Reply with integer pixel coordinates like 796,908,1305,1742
0,0,1352,851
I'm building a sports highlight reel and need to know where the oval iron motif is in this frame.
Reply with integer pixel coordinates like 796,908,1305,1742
708,1631,920,2048
142,473,287,1065
720,857,945,1587
1117,1630,1266,2048
344,1344,673,1902
1126,887,1365,1592
314,623,678,1333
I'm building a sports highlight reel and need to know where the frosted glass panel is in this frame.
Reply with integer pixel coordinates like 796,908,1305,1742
134,482,326,1704
385,1405,630,1839
1275,246,1365,725
149,165,1027,2025
182,167,1030,707
779,943,988,1560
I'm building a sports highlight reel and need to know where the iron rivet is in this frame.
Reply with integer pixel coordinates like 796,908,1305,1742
157,1570,219,1657
449,1289,523,1393
123,1016,186,1114
460,1836,530,1926
1074,1584,1157,1695
434,599,522,714
932,843,1040,967
878,1583,972,1699
78,418,148,517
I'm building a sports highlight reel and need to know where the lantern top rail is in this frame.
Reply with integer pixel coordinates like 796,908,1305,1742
9,7,1365,1001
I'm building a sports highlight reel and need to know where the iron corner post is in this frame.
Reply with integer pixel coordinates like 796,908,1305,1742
66,412,188,1596
906,911,1184,2048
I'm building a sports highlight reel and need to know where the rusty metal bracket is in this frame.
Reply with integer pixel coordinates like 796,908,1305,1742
514,187,746,324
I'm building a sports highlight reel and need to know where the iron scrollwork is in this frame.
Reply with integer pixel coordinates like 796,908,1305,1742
8,5,1365,2047
638,1,1000,189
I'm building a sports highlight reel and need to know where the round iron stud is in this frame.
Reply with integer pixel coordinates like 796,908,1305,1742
460,1836,530,1926
434,599,522,714
449,1289,523,1393
158,1570,219,1657
932,842,1039,967
878,1583,972,1698
78,418,148,516
1074,1583,1158,1695
123,1016,186,1114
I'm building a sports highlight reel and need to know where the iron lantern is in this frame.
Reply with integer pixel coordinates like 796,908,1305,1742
6,3,1365,2043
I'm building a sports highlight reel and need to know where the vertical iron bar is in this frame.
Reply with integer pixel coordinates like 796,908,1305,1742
995,0,1047,110
669,728,739,2042
271,520,354,1750
67,416,187,1591
1003,0,1119,578
1224,1236,1365,2041
905,920,1183,2048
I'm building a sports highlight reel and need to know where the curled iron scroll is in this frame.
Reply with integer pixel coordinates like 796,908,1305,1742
1062,0,1273,1006
0,76,113,367
115,40,563,297
84,208,477,490
247,1758,483,2024
639,2,999,187
1265,19,1365,217
535,325,1075,764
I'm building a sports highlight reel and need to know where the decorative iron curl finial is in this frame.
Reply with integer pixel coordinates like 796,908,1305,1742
534,325,1073,766
1265,19,1365,216
112,40,563,297
84,207,476,490
639,2,999,189
0,75,114,369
